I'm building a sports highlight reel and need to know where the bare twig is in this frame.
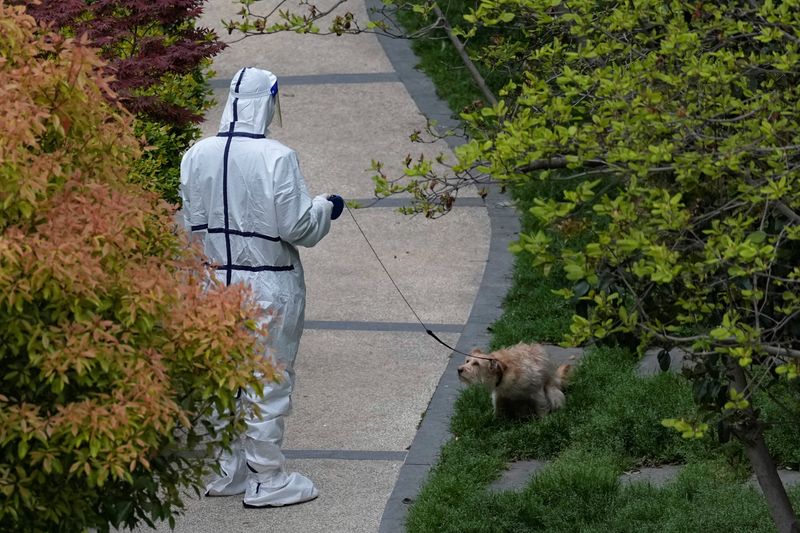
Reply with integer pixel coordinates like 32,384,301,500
641,327,800,359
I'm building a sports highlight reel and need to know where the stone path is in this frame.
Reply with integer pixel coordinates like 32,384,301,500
489,458,800,494
140,0,503,531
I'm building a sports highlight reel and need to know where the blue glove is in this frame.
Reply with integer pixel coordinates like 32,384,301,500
328,194,344,220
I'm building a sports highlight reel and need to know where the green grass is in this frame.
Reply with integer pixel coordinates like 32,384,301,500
395,4,800,531
447,346,714,464
489,176,591,348
407,435,800,532
396,0,509,115
404,342,794,532
515,457,798,533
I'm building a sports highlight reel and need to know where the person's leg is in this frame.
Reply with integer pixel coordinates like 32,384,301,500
240,274,317,507
204,392,250,496
240,369,318,507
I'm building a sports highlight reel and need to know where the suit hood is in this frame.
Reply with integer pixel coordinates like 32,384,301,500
218,67,279,135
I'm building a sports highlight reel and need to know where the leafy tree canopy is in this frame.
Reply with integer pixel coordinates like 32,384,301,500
13,0,227,204
379,0,800,529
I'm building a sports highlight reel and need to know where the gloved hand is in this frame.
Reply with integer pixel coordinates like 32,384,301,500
327,194,344,220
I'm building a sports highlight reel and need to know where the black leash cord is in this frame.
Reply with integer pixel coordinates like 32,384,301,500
344,203,484,360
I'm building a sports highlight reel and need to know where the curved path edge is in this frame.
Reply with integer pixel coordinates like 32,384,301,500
365,10,521,531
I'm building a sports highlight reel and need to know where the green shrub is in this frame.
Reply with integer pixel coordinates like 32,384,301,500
129,68,214,204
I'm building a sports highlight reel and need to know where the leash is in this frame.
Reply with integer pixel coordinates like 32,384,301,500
343,202,494,361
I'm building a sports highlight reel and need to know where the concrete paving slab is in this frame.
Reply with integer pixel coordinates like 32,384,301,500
487,460,547,493
302,206,490,325
207,33,394,80
484,461,800,496
542,345,585,366
486,463,682,494
624,466,800,490
488,463,682,494
145,459,400,533
266,83,466,199
283,330,457,450
199,82,470,201
620,466,683,487
200,0,393,80
201,0,377,38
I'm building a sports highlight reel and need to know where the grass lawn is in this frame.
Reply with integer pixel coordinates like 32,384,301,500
407,340,800,532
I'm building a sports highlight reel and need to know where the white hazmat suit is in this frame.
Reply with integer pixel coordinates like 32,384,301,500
179,67,334,508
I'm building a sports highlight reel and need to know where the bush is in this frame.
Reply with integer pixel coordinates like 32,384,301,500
0,6,272,531
17,0,225,202
128,68,215,203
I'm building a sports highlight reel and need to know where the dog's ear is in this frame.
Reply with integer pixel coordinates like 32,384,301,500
471,347,485,356
489,358,506,375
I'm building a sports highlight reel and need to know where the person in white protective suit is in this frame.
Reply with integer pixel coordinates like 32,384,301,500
179,67,344,508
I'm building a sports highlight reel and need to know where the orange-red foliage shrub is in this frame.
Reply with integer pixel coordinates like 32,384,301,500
0,4,275,531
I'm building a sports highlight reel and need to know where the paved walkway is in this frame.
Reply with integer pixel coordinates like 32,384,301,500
145,1,513,531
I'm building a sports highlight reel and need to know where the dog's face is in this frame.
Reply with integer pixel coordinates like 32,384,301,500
457,349,504,387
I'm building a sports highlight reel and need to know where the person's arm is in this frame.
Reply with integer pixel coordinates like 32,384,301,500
274,151,333,247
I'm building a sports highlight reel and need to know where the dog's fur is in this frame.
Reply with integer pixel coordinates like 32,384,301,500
457,342,571,420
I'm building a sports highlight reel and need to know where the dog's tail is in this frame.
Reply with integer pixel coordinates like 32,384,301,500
546,364,572,412
556,364,573,389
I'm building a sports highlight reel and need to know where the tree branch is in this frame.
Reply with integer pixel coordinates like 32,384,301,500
431,4,497,107
775,201,800,224
514,157,609,174
515,156,569,172
641,327,800,359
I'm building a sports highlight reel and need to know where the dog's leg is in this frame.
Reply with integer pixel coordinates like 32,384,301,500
532,388,550,417
494,396,529,420
545,384,566,412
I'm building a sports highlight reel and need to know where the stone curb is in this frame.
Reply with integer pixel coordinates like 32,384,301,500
364,6,522,530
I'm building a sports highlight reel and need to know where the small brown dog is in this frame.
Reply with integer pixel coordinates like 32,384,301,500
457,342,571,420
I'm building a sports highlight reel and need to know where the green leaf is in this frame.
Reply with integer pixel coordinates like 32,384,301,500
747,230,767,244
18,440,28,460
573,280,591,297
116,500,133,525
498,11,515,22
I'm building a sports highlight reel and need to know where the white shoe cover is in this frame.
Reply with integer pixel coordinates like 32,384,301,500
242,472,319,508
205,462,249,497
